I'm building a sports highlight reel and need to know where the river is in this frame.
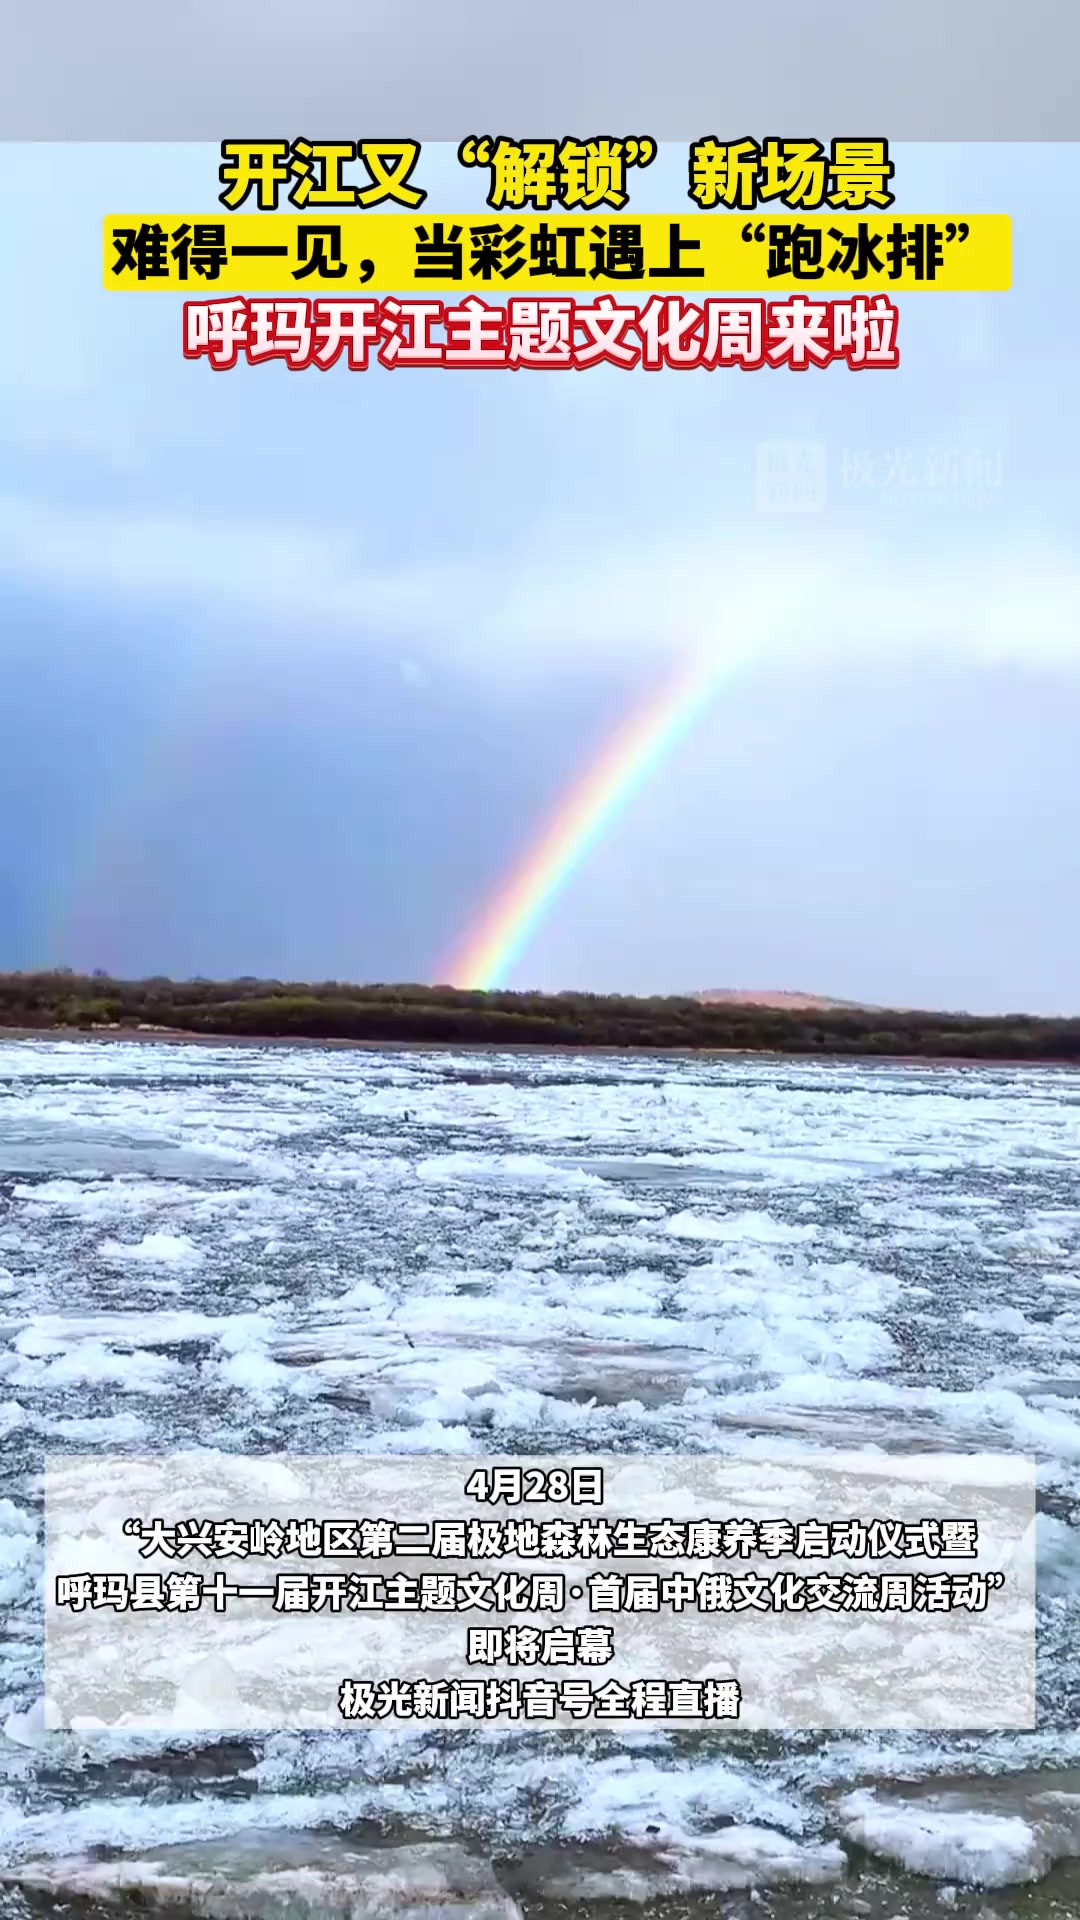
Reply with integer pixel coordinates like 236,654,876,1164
1,1037,1078,1918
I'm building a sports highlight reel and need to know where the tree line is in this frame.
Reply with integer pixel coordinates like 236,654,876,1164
0,970,1076,1060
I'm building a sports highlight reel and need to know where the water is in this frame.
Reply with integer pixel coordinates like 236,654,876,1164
1,1036,1079,1910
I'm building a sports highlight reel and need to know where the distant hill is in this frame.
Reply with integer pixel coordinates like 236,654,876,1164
696,988,885,1012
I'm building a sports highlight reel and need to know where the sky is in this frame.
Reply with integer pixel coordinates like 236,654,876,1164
1,142,1078,1013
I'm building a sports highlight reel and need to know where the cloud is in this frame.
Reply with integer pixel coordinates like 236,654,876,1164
8,3,1072,140
1,488,1078,690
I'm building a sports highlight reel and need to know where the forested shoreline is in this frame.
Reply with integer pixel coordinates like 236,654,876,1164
0,971,1077,1060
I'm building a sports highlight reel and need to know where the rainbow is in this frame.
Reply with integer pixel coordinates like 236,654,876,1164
443,652,732,991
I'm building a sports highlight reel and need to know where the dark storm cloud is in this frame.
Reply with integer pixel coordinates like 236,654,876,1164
0,592,648,980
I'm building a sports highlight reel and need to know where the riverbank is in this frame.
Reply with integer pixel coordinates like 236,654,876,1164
3,973,1078,1065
